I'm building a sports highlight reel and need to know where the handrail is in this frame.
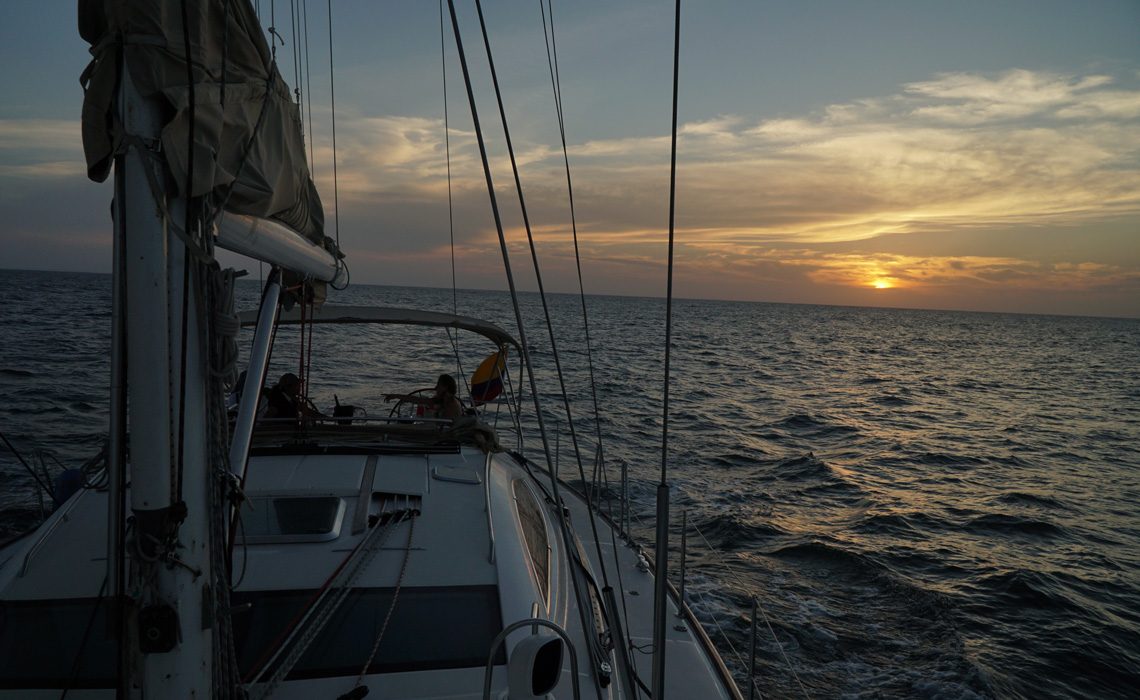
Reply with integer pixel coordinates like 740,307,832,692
237,304,520,353
485,451,496,564
18,490,86,577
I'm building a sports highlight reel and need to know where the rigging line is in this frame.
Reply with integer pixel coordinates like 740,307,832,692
652,3,683,697
535,1,606,471
439,0,457,317
538,0,629,601
255,513,414,699
688,521,810,698
471,4,619,691
327,0,342,250
353,514,417,686
444,4,601,697
0,432,53,501
290,0,302,108
244,510,409,687
443,0,554,498
269,0,277,62
221,0,229,108
660,0,681,489
686,588,751,680
443,328,473,405
305,296,316,409
303,0,315,173
472,0,614,590
539,0,606,477
538,0,632,642
439,0,461,382
58,575,109,700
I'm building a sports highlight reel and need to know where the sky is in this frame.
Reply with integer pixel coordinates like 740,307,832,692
1,1,1138,318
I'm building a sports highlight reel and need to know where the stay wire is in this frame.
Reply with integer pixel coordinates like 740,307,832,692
269,0,277,62
444,2,601,696
303,0,315,172
439,0,457,318
327,0,342,251
439,0,461,383
58,575,109,700
353,515,417,685
538,0,606,495
688,520,809,698
473,0,614,589
650,4,683,697
0,431,53,500
538,1,637,683
471,4,618,693
290,0,302,108
661,0,681,489
307,296,316,405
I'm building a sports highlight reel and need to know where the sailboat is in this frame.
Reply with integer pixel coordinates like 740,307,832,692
0,1,744,697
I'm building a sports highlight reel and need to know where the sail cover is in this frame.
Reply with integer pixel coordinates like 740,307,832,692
79,0,327,248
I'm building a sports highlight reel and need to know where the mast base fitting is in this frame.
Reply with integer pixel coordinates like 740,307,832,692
139,603,180,653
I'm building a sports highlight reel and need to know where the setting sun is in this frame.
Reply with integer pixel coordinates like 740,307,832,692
871,278,895,289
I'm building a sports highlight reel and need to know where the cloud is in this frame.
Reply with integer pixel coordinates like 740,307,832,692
903,70,1117,123
0,120,85,182
5,69,1137,315
300,67,1139,314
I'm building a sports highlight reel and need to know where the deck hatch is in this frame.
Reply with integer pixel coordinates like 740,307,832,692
241,496,345,543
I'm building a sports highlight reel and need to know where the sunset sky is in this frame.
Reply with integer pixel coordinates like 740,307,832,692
2,1,1138,317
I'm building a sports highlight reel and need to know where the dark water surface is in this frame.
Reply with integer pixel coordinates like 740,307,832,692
1,269,1138,698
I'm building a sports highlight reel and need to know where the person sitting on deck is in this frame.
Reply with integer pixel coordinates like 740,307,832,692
263,372,321,420
386,373,463,420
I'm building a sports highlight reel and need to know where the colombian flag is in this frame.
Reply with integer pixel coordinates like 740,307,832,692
471,349,507,405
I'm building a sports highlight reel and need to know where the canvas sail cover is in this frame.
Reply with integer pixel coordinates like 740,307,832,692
78,0,328,249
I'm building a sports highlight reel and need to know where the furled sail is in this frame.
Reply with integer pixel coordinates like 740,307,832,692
78,0,329,251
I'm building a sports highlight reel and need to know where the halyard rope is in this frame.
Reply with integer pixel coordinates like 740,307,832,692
248,510,410,698
352,514,417,687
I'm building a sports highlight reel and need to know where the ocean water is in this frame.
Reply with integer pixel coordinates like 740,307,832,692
1,268,1138,699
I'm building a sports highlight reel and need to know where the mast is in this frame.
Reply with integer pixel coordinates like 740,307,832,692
117,62,214,696
78,1,345,694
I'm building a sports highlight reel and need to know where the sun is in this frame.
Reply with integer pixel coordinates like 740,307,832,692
870,278,895,289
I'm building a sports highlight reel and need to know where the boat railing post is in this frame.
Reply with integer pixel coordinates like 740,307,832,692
676,509,687,619
485,451,496,564
621,459,629,538
749,596,758,700
603,585,641,700
651,483,670,699
592,443,603,514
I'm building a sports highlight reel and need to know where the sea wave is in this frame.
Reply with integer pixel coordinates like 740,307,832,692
3,272,1139,699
